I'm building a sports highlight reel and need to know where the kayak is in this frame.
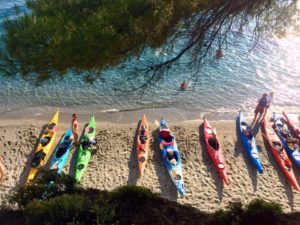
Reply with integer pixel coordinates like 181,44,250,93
203,116,229,185
237,112,263,174
283,112,300,140
26,111,59,184
49,128,73,174
136,115,150,177
75,115,96,183
272,113,300,169
262,117,300,191
159,119,185,197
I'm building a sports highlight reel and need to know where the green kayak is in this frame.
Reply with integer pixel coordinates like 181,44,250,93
75,115,96,183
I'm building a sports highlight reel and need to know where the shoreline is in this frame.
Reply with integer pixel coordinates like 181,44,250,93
0,105,299,124
1,114,300,213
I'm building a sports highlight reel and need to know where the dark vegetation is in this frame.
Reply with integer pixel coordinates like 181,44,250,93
0,0,299,85
1,173,300,225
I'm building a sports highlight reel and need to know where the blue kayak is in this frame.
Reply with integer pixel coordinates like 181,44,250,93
272,113,300,168
159,119,185,197
49,128,73,174
238,112,263,174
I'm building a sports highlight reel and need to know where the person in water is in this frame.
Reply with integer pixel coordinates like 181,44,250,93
180,81,188,90
216,48,224,59
72,114,79,145
252,93,268,124
264,92,274,116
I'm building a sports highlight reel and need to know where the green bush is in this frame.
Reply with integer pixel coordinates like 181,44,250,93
241,199,282,225
212,202,243,225
24,193,115,225
211,200,282,225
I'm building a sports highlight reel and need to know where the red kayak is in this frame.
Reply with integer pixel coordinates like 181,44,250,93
283,112,300,140
262,117,300,191
203,116,229,185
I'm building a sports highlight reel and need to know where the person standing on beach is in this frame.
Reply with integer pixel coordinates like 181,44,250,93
72,114,79,145
252,93,268,125
264,92,274,116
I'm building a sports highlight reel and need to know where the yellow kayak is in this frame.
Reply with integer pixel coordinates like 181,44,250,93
26,111,59,184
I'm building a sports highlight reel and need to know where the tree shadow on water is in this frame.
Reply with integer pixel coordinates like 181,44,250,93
17,124,48,187
198,124,224,201
127,121,140,185
234,118,258,192
152,128,178,201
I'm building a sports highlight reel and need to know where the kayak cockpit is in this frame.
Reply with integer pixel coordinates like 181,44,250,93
31,150,46,168
208,138,219,150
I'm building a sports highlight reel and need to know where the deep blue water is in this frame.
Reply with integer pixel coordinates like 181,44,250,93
0,1,300,115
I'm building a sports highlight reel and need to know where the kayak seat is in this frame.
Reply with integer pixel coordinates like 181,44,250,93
40,136,51,147
56,144,68,158
272,141,282,150
241,122,248,127
174,174,182,181
77,164,85,170
47,123,57,131
162,140,174,147
85,127,94,134
139,156,146,162
31,150,46,168
208,138,219,150
63,135,71,142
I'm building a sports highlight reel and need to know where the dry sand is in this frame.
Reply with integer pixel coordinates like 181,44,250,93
1,115,300,213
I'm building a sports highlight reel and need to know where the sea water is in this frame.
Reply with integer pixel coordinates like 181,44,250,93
0,1,299,117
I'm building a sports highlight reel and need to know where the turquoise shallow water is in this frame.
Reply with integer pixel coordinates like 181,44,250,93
0,1,300,115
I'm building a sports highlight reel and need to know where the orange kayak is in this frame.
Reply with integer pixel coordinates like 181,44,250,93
136,115,150,177
262,117,300,191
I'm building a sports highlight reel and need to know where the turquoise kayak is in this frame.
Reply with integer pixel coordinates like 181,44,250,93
49,128,73,174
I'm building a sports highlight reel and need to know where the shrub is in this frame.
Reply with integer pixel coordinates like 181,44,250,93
241,199,282,225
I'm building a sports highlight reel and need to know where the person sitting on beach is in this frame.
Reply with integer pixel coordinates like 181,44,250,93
252,93,268,124
180,81,188,90
167,149,177,165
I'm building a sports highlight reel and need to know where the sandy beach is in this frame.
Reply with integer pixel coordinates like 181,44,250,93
1,112,300,213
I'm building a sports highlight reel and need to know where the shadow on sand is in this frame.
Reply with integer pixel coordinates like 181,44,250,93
152,128,178,201
127,121,140,185
198,124,224,201
234,118,258,192
16,124,48,187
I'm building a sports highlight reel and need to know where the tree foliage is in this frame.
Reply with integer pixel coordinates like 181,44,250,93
0,0,299,84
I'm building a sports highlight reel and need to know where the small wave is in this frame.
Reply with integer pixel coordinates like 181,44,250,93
100,109,120,113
